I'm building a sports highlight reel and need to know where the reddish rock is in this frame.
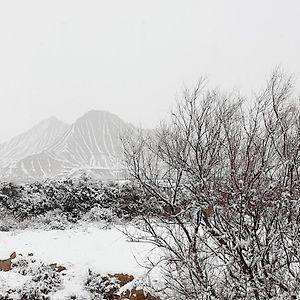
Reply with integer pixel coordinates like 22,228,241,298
49,262,66,272
56,265,66,272
0,252,16,272
110,273,134,286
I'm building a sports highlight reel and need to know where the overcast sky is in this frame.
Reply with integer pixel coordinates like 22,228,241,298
0,0,299,142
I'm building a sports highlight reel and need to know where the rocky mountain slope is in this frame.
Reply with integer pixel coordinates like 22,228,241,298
0,111,134,182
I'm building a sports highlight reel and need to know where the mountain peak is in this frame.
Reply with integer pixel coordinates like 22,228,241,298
86,109,106,115
75,110,122,126
82,110,117,119
47,116,59,122
0,116,70,167
42,116,68,127
0,110,133,182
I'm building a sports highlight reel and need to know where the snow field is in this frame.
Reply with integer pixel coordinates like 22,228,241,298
0,225,157,299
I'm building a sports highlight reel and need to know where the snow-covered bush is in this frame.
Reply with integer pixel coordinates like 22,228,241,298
85,270,120,300
83,205,115,224
18,269,62,300
0,254,63,300
0,173,162,229
0,206,16,231
0,181,55,221
49,176,103,222
0,182,24,218
115,183,158,220
33,209,71,230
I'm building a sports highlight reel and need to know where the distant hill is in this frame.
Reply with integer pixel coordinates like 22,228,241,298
0,117,69,167
0,111,135,182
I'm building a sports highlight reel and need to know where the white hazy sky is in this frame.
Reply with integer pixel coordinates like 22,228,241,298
0,0,300,143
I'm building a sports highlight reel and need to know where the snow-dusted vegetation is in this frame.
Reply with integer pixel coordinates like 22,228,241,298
0,175,159,231
122,70,300,299
2,69,300,299
0,175,163,299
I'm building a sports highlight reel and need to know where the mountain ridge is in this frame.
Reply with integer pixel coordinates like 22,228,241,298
0,117,70,168
0,110,134,182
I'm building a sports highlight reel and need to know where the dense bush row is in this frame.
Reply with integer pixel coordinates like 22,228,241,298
0,174,160,224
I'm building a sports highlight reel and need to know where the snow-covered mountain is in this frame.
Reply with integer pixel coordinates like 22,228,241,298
0,110,134,182
49,110,129,168
0,117,69,167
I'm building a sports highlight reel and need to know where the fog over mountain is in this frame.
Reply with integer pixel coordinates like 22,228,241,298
0,110,134,182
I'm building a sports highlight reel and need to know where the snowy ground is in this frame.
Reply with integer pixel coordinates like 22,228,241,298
0,224,159,299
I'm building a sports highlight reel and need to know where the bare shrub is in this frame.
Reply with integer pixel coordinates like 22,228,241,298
122,69,300,299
